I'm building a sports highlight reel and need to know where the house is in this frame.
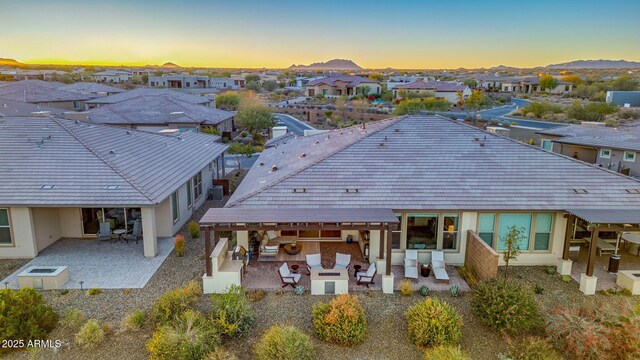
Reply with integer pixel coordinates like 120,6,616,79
392,80,471,103
0,98,65,117
92,70,132,83
0,116,228,259
386,75,424,91
467,75,509,91
606,91,640,107
537,122,640,177
200,115,640,294
230,75,246,89
58,82,125,98
209,77,238,90
501,77,573,94
83,88,213,109
148,74,209,89
0,80,91,111
72,95,235,133
305,75,381,97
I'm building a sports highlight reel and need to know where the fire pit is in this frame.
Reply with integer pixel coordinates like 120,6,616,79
616,270,640,295
17,266,69,290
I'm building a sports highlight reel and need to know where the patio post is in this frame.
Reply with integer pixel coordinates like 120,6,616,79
204,226,212,277
585,227,600,277
379,229,384,261
562,215,574,260
385,224,392,276
221,153,226,177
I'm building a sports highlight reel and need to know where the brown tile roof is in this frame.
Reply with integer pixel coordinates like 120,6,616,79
200,208,399,225
394,80,467,92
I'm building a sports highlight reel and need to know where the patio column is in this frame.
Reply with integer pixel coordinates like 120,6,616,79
141,207,158,258
221,153,226,177
558,214,574,275
580,226,600,295
385,225,392,276
204,226,212,277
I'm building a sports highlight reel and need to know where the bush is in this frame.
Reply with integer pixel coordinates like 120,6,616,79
521,101,563,119
419,286,430,296
471,280,542,334
211,285,254,338
533,284,544,294
61,308,86,330
449,285,460,297
312,294,367,346
0,288,58,354
406,298,463,348
151,281,201,324
246,289,266,302
122,309,145,332
456,266,478,288
147,310,220,360
75,319,105,349
188,221,200,239
87,288,102,296
545,267,556,275
399,279,414,296
206,347,237,360
506,337,563,360
174,234,185,257
562,275,572,283
294,285,305,295
423,345,470,360
255,325,314,360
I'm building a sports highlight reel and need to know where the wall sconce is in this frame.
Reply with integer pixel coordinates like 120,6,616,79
447,225,455,234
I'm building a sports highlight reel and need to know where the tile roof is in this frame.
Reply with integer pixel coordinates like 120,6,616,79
227,115,640,211
394,80,467,92
538,124,640,152
0,80,91,103
86,95,235,126
0,116,228,206
306,75,378,87
84,88,211,105
58,82,126,95
201,208,399,225
0,98,65,117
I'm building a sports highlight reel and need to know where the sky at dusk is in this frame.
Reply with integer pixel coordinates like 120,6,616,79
1,0,639,69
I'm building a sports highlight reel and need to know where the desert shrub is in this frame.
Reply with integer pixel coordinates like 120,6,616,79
150,281,201,324
419,286,430,296
0,288,58,354
562,275,572,283
211,285,254,338
618,108,639,120
174,234,186,256
547,300,640,360
61,308,87,330
449,285,460,297
399,279,414,296
506,336,563,360
75,319,105,349
521,101,563,119
406,298,463,348
294,285,305,295
206,347,237,360
456,266,478,287
471,280,541,334
122,309,145,332
255,325,314,360
188,221,200,239
423,345,470,360
312,294,367,346
87,288,102,296
545,267,556,275
246,289,266,302
147,310,219,360
533,284,544,294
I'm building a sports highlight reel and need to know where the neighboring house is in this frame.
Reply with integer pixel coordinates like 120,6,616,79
537,123,640,177
209,115,640,294
386,75,424,91
74,95,235,133
606,91,640,107
295,76,323,88
501,77,573,94
0,80,90,111
468,75,509,91
305,75,381,97
83,88,213,109
58,82,125,98
9,70,68,81
0,98,65,117
230,75,246,89
209,77,238,90
149,74,209,89
92,70,132,83
0,116,228,259
392,80,471,103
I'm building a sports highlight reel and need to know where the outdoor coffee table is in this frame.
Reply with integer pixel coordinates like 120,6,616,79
113,229,126,243
283,243,302,255
290,265,299,273
353,265,362,278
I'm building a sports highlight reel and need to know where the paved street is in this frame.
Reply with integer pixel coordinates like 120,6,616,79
274,113,316,135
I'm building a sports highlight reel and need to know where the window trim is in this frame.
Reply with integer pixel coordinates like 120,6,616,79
0,208,14,247
541,139,553,151
186,179,193,209
623,151,636,162
193,172,203,201
171,191,180,224
600,148,611,159
476,212,554,253
393,212,461,253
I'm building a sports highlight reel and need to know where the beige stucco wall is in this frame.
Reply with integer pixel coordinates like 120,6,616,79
59,208,83,238
32,208,62,253
0,207,37,258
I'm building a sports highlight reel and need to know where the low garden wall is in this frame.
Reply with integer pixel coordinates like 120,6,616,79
464,230,499,281
272,106,391,125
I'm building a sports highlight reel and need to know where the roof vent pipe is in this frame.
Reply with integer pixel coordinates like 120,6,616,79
271,164,278,172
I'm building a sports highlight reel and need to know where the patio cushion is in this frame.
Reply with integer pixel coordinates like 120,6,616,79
306,254,322,267
279,263,290,277
431,251,445,268
333,253,351,270
405,267,418,279
284,273,301,283
433,267,449,282
267,230,278,240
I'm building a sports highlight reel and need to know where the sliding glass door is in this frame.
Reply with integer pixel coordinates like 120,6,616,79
82,207,142,236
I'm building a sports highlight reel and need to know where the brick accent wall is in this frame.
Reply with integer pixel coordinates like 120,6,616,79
465,230,499,281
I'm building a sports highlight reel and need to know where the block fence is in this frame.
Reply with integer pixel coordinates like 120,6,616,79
465,230,499,281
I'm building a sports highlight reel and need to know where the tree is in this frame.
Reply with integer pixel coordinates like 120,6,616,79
392,99,425,115
215,92,241,111
244,74,261,83
245,81,261,92
141,74,149,84
235,103,275,134
356,85,371,96
463,89,487,122
560,75,582,86
352,99,369,112
335,95,347,119
368,73,384,82
609,76,639,91
539,75,558,91
262,80,279,92
227,142,256,170
463,79,478,88
501,225,524,280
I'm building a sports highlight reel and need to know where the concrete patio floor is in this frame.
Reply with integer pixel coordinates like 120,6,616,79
2,237,173,289
570,243,640,290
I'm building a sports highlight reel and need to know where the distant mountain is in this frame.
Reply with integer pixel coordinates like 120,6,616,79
161,62,181,68
289,59,362,70
546,59,640,69
0,58,24,67
489,65,520,71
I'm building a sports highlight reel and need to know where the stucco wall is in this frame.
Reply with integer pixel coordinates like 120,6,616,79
1,207,37,258
59,208,83,238
32,208,62,252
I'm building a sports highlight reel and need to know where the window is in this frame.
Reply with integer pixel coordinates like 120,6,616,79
73,101,80,109
406,214,438,249
541,140,553,151
392,214,402,249
478,213,495,246
624,151,636,162
320,230,341,238
534,213,552,250
81,207,141,235
600,148,611,159
442,214,459,250
0,209,12,245
193,172,202,200
186,179,192,208
497,213,531,251
322,89,328,96
171,191,179,223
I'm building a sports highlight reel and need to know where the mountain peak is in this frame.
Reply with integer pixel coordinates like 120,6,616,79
289,59,362,70
546,59,640,69
0,58,24,67
161,62,181,68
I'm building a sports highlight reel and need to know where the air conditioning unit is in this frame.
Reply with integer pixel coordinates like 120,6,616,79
208,185,224,201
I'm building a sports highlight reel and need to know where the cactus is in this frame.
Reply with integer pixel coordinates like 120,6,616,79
294,286,305,295
419,285,430,296
449,285,459,297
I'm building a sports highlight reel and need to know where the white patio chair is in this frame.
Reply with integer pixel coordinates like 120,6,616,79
357,262,376,288
333,253,351,270
278,263,301,288
97,222,112,243
124,220,142,244
404,249,419,279
306,253,323,274
430,250,449,283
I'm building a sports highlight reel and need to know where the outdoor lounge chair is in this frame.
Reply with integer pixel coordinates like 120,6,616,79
124,220,142,244
333,253,351,270
306,253,323,274
404,249,419,279
96,222,112,243
278,262,301,288
259,235,279,258
430,251,449,283
356,262,376,288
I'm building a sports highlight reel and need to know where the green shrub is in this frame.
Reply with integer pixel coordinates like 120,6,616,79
506,336,563,360
562,275,572,283
255,325,314,360
174,234,186,257
456,266,478,288
449,285,460,297
423,345,470,360
294,286,305,295
211,285,254,338
406,298,463,348
312,294,367,346
87,288,102,296
188,221,200,239
419,286,430,296
246,289,266,302
122,309,145,332
0,288,58,354
151,281,201,324
533,284,544,294
471,280,542,334
61,308,86,330
399,279,414,296
75,319,105,349
206,347,237,360
147,310,219,360
545,267,556,275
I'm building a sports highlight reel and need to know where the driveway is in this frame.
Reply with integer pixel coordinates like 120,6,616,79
275,113,316,135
